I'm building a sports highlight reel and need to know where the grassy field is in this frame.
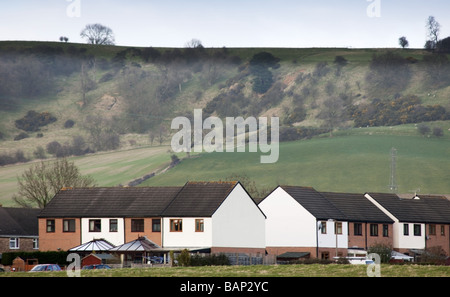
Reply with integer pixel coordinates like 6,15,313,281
2,264,449,277
141,127,450,196
1,123,449,206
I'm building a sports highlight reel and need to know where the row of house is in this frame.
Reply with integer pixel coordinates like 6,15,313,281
1,181,449,262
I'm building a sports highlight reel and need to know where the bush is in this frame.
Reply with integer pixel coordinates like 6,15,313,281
190,253,230,266
15,110,57,132
178,249,191,267
14,132,29,141
1,251,69,266
64,119,75,129
46,141,62,155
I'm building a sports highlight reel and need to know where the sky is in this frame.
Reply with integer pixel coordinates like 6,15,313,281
0,0,449,48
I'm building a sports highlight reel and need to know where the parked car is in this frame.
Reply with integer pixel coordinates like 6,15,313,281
29,264,62,272
82,264,111,270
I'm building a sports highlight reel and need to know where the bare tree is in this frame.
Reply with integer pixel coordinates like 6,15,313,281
425,16,440,50
185,38,203,48
318,96,347,137
13,158,96,208
80,23,115,45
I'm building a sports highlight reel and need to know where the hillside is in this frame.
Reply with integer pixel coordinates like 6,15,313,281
0,41,449,206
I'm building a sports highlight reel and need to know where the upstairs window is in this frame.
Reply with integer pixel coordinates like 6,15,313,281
89,219,101,232
152,219,161,232
196,219,204,232
429,224,436,236
170,219,183,232
403,223,409,236
46,219,55,233
63,219,76,232
383,224,389,237
370,224,378,236
413,224,421,236
110,219,118,232
334,222,342,235
9,237,19,249
131,219,144,232
354,223,362,236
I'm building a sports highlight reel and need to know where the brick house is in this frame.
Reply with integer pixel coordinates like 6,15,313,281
259,186,394,259
38,181,266,254
365,193,450,258
0,207,40,254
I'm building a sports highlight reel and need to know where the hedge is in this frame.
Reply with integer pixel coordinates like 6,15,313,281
1,251,69,266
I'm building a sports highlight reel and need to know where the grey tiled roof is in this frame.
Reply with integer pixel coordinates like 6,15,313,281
0,207,40,236
366,193,450,224
38,181,240,218
320,192,394,223
280,186,347,221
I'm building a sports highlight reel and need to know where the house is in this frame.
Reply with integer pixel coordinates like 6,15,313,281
364,193,450,258
259,186,348,259
320,192,394,251
0,207,40,254
38,181,266,255
259,186,395,259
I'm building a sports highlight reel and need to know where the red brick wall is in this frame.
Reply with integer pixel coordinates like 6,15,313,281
0,237,38,253
38,218,81,251
426,224,450,255
124,217,162,246
348,222,394,249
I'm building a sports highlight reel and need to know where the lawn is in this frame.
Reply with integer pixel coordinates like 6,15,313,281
3,264,449,277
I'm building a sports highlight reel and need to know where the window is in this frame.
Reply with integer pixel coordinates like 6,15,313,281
383,224,389,237
46,219,55,233
403,223,409,236
196,219,204,232
110,219,118,232
429,224,436,236
33,238,39,250
63,219,76,232
89,219,101,232
441,225,446,236
334,222,342,234
152,219,161,232
9,238,19,249
370,224,378,236
170,219,183,232
320,221,327,234
354,223,362,236
131,219,144,232
413,224,421,236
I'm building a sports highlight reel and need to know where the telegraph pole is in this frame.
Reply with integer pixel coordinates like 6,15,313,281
389,147,398,193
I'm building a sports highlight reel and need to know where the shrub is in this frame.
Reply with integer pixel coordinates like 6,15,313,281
46,141,62,155
14,132,29,141
190,253,230,266
178,249,191,267
64,119,75,129
15,110,57,132
1,251,69,266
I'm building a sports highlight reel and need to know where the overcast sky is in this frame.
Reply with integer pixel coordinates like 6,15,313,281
1,0,449,48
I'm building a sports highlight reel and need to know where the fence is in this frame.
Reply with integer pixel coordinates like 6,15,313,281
223,253,276,266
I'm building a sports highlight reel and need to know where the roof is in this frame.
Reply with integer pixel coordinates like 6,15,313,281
109,236,161,252
277,252,310,259
161,181,238,217
366,193,450,224
320,192,394,223
38,186,182,218
39,181,240,218
0,207,40,237
69,239,115,252
280,186,347,221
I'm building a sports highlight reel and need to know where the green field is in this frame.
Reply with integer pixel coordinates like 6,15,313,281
2,264,449,277
1,124,449,206
141,130,450,197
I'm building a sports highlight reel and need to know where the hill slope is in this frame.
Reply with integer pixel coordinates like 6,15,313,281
0,42,449,205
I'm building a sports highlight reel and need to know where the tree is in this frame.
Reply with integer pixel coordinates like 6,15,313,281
425,16,440,50
12,158,96,208
80,23,115,45
399,36,409,49
317,96,347,137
